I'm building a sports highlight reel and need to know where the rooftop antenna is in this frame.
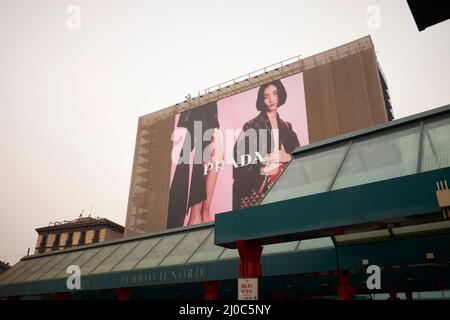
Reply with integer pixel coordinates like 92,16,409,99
79,209,85,219
89,205,93,218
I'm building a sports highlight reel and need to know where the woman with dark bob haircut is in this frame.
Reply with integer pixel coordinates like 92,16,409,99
256,80,287,111
232,79,300,210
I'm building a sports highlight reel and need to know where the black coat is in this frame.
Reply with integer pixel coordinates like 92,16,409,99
233,111,300,210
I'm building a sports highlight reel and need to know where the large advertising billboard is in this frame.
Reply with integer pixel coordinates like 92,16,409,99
167,73,308,229
125,36,391,236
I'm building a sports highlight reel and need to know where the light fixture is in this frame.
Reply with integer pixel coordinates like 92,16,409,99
334,229,390,244
426,252,435,260
392,220,450,236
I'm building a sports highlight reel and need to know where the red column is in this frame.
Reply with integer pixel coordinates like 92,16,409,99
116,287,133,300
405,291,413,301
236,240,263,278
336,271,354,300
204,281,220,300
388,289,400,300
51,292,71,300
273,292,286,300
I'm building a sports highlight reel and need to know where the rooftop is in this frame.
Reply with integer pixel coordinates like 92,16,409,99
35,217,124,234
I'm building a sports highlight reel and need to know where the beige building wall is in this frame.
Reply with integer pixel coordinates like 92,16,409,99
100,228,107,242
46,234,55,248
85,230,94,244
104,228,124,241
34,225,123,254
34,235,43,254
304,49,388,142
60,233,68,247
124,35,390,236
73,231,81,246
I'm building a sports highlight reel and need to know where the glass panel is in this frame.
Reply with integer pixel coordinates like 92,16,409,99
187,232,225,264
133,233,185,269
78,245,120,275
262,241,299,255
159,229,211,266
218,248,239,260
332,124,420,190
297,237,334,251
419,291,444,299
90,242,140,274
0,260,28,284
13,256,56,283
112,238,161,272
40,250,85,280
2,259,41,284
421,115,450,172
55,248,102,279
374,293,389,300
262,143,349,204
25,253,69,282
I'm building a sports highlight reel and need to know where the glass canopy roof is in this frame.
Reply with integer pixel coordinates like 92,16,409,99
262,112,450,205
0,226,334,286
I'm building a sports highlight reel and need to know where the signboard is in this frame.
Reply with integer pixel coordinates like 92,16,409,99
125,37,391,236
167,73,308,229
238,278,258,300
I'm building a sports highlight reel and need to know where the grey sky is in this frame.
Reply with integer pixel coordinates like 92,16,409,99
0,0,449,265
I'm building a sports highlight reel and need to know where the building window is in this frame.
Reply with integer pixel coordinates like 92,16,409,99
92,230,100,243
79,231,86,245
66,233,73,248
38,235,47,254
52,233,61,251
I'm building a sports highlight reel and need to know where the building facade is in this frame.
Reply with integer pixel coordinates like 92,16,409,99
125,35,393,236
34,217,124,254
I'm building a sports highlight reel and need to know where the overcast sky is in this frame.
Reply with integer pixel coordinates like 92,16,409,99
0,0,449,265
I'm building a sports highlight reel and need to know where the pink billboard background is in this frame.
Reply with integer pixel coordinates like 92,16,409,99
170,72,308,226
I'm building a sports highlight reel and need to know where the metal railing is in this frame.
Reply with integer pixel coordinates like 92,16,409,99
202,54,302,95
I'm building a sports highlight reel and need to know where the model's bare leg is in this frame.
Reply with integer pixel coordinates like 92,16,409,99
188,203,203,225
201,168,218,222
201,129,222,222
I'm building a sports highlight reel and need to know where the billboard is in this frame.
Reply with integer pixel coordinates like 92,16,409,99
125,36,391,236
167,73,308,228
